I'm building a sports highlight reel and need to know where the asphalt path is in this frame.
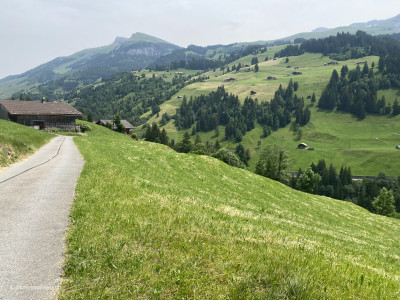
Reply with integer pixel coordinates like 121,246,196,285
0,136,84,300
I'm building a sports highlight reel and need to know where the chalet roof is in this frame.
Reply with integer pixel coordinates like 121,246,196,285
97,119,135,129
0,100,82,116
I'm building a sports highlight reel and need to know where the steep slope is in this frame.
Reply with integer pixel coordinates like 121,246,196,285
60,122,400,298
0,33,181,98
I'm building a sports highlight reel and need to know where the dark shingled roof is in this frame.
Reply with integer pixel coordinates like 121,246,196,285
97,119,135,129
0,100,82,116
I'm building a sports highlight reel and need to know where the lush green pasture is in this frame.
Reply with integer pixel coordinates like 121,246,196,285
149,52,378,121
266,109,400,175
60,123,400,299
138,52,398,176
162,106,400,176
143,52,352,122
0,119,53,166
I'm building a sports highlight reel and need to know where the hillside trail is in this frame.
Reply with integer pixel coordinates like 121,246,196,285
0,136,84,300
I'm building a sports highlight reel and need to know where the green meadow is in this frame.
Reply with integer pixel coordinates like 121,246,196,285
244,105,400,176
137,51,400,176
59,123,400,299
0,119,53,167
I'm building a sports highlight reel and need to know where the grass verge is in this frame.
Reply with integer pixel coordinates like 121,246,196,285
0,119,53,167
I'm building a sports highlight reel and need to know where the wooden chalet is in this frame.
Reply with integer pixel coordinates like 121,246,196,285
0,100,82,130
96,119,135,134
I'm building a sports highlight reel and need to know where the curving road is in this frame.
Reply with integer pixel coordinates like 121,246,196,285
0,136,84,300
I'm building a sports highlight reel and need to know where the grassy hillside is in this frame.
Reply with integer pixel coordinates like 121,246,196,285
60,123,400,299
138,52,400,176
259,106,400,176
0,120,53,167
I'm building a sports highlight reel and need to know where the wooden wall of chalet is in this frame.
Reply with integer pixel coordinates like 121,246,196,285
15,115,78,129
0,105,9,120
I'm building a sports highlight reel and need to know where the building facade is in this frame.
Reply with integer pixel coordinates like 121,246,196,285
0,100,82,130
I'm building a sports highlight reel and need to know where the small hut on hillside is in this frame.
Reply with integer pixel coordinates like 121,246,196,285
297,143,308,150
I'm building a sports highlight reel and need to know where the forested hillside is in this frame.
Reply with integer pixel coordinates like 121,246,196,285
174,83,310,142
150,44,269,71
65,72,208,124
300,31,400,83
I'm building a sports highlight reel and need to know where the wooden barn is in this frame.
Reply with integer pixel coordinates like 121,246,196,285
0,100,82,130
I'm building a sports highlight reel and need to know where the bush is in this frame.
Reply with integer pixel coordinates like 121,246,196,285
211,148,246,169
80,124,92,133
190,149,206,155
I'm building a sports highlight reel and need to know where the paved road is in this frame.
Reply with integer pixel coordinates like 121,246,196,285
0,136,84,300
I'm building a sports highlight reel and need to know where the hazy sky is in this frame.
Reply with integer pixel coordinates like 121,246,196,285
1,0,399,79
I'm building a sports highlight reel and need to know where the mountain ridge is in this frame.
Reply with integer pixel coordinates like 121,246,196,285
283,13,400,42
0,32,181,98
1,13,400,98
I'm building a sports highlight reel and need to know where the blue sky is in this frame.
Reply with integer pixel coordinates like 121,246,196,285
1,0,399,79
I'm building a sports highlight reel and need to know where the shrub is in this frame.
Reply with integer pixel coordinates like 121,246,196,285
211,148,246,169
80,124,92,133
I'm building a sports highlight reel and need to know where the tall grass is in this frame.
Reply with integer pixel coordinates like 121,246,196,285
60,123,400,299
0,119,53,166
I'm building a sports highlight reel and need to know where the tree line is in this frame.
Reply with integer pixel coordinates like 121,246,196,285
143,123,251,169
289,159,400,218
253,145,400,218
274,45,304,58
318,63,400,119
173,82,310,142
276,31,400,88
301,31,400,87
150,44,269,72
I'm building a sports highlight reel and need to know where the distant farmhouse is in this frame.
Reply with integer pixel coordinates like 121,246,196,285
96,119,134,134
0,100,82,130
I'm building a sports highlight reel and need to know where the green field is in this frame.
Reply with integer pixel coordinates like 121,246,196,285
59,123,400,298
0,119,53,167
136,52,400,176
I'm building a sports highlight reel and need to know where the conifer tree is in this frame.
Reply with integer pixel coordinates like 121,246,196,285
160,128,169,145
311,93,316,103
214,139,221,151
235,144,245,164
254,63,259,72
176,131,193,153
194,133,202,145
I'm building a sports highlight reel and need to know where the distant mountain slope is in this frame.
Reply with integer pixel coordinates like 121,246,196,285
284,13,400,42
2,13,400,99
0,33,181,98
